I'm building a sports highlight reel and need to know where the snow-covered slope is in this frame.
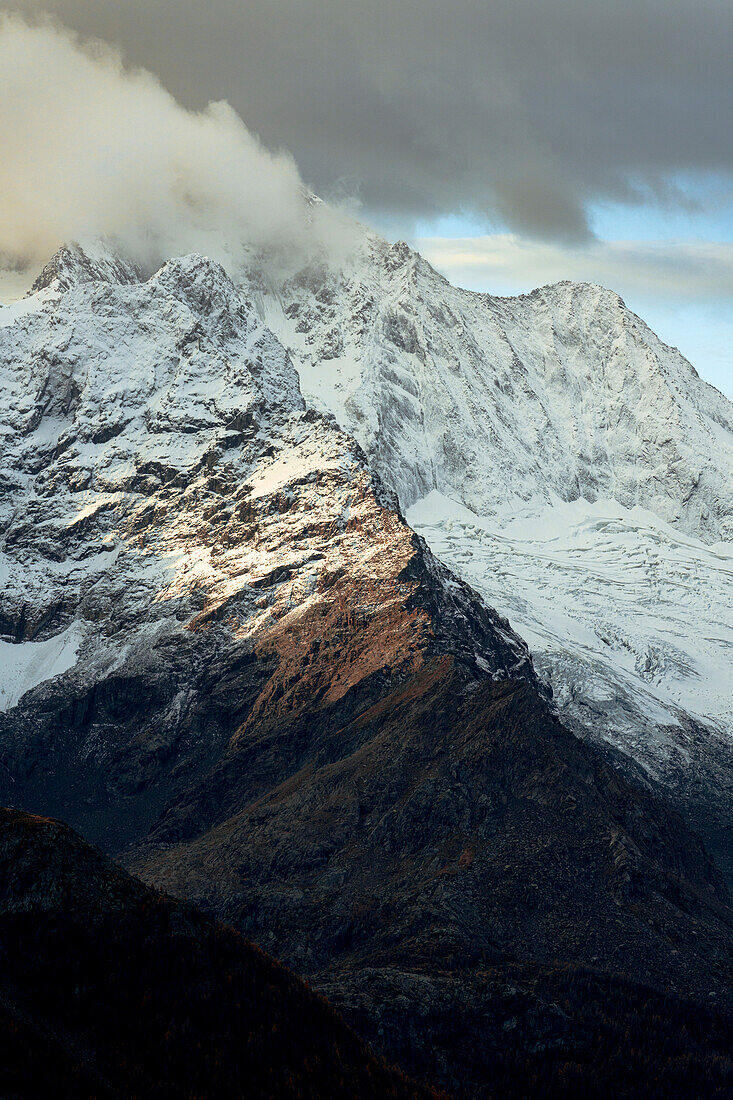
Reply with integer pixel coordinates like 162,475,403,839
0,243,302,667
252,232,733,865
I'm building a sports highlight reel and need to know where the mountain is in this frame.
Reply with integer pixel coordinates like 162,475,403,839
252,232,733,878
0,807,430,1099
256,236,733,537
0,243,529,850
1,243,732,1095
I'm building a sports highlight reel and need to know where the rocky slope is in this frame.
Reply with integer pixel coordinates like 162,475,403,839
3,809,732,1099
0,807,430,1099
129,644,733,1093
251,232,733,878
132,660,733,999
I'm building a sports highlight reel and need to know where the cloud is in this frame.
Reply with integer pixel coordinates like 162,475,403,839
5,0,733,242
415,234,733,302
0,12,356,273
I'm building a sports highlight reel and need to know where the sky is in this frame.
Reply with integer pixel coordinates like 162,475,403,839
1,1,732,394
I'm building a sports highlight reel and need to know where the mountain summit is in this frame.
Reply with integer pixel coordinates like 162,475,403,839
257,234,733,540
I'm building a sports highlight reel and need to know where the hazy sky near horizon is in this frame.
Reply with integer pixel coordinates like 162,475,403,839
2,1,732,393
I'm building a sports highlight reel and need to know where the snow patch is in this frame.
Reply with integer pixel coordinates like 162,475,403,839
248,449,343,498
0,623,84,712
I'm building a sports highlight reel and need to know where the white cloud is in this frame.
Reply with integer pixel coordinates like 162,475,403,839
7,0,733,242
414,234,733,302
0,13,357,273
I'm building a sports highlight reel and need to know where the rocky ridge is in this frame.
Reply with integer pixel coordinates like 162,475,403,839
250,231,733,880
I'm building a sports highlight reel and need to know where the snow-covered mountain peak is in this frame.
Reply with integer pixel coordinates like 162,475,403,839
514,277,623,300
152,251,242,299
29,240,144,295
4,245,304,448
256,234,733,542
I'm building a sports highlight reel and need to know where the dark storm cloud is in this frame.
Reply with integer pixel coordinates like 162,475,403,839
5,0,733,240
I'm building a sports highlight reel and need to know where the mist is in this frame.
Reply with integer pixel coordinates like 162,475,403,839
0,13,358,278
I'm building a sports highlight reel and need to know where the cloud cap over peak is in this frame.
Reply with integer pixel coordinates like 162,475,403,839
0,12,356,272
